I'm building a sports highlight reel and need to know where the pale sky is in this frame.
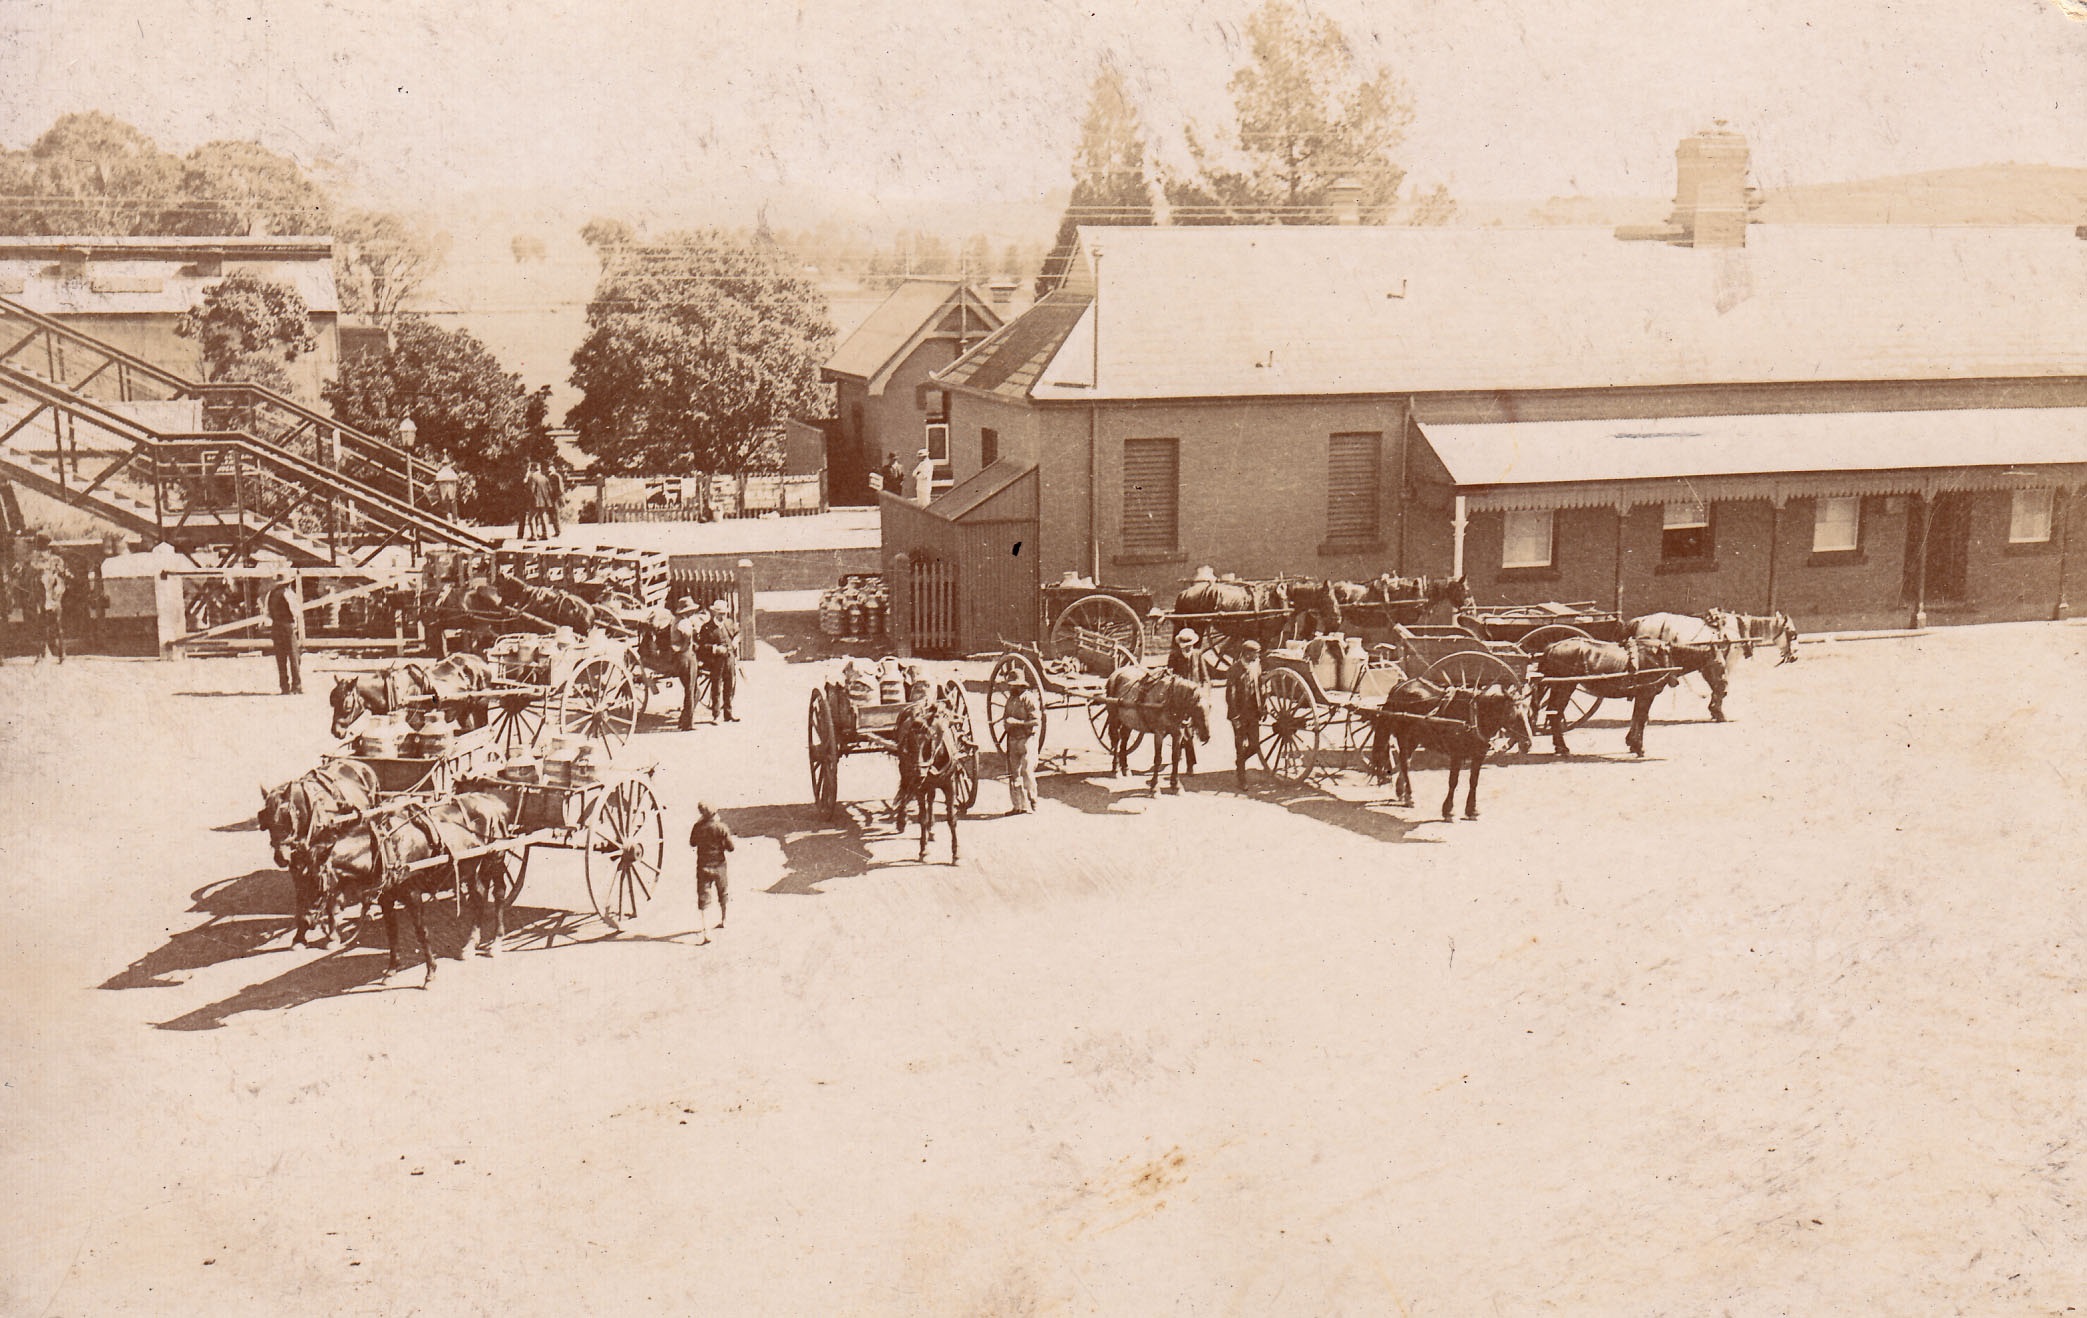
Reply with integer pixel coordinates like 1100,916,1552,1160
4,0,2085,222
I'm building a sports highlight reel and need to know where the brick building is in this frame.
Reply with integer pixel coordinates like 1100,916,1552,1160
0,235,341,403
822,279,1001,504
886,136,2087,651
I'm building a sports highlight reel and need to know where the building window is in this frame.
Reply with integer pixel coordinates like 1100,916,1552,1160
925,422,949,463
1501,509,1554,569
2010,488,2054,544
1662,499,1712,560
1326,433,1381,543
1812,495,1860,553
1122,437,1179,554
980,427,999,469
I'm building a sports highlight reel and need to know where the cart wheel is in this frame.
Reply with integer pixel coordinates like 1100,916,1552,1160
1427,649,1524,692
807,688,839,818
1564,688,1605,729
1256,666,1320,785
488,689,546,757
559,656,640,748
1518,624,1592,658
936,680,972,737
1087,696,1143,756
1197,623,1235,684
952,752,979,814
584,777,665,932
985,653,1048,753
494,844,528,912
1050,594,1145,675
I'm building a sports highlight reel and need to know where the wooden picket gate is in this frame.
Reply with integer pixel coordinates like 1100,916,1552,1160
893,552,960,657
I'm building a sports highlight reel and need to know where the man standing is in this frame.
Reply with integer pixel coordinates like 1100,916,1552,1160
28,536,68,665
672,598,706,730
907,447,936,506
882,452,906,497
544,464,567,535
1002,665,1039,813
697,604,739,722
688,801,735,943
1166,627,1209,685
518,463,544,539
266,571,304,695
1226,639,1265,790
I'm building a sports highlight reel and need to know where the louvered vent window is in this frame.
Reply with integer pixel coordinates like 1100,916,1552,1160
1327,433,1381,542
1122,438,1179,554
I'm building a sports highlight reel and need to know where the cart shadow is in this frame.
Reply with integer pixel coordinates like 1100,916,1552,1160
733,801,965,895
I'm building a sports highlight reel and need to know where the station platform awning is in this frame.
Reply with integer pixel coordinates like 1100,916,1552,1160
1421,408,2087,512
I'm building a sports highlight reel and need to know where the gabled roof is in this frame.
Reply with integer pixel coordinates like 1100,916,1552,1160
947,224,2087,403
823,279,1002,394
924,457,1037,522
933,291,1091,400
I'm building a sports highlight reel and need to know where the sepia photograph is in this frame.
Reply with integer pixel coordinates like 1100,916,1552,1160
3,0,2085,1312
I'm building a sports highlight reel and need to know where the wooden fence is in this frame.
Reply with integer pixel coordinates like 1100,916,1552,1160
602,472,826,522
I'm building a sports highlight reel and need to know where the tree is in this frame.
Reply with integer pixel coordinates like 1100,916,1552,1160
174,271,315,392
174,140,333,237
0,112,181,235
567,230,834,477
1038,63,1155,295
334,210,447,322
511,234,548,263
580,216,637,260
1164,0,1417,224
324,316,552,520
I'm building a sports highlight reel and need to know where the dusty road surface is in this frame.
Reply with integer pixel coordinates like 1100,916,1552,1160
3,622,2084,1315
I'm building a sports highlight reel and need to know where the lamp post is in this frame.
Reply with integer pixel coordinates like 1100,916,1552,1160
399,417,419,560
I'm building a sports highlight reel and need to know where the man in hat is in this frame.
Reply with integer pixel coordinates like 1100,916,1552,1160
688,801,735,941
1001,664,1040,813
1166,627,1209,685
907,446,936,506
883,452,907,500
27,535,70,665
673,597,707,730
696,602,740,722
1226,639,1265,790
265,570,304,694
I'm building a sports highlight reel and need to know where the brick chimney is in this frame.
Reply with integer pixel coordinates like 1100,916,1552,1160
1326,177,1363,225
1668,125,1755,247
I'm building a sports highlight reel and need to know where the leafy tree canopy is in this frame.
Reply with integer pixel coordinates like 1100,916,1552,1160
567,229,834,477
175,271,315,392
1165,0,1416,224
334,209,449,323
324,316,551,519
1038,62,1154,295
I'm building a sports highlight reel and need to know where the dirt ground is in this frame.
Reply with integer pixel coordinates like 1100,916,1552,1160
2,621,2084,1315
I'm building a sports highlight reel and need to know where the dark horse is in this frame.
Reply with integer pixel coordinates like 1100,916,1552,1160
259,759,382,946
1625,612,1738,723
891,696,967,863
1288,574,1472,638
328,653,495,739
1370,677,1532,820
308,792,516,985
1533,636,1674,757
1103,665,1212,791
1172,577,1292,617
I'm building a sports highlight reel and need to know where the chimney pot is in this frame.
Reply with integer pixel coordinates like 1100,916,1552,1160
1668,126,1752,247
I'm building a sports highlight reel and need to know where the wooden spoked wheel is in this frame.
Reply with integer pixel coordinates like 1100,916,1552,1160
1518,623,1592,658
985,653,1048,752
1426,649,1524,692
558,657,639,748
1562,686,1605,729
583,777,665,931
937,680,981,814
1050,594,1145,675
1255,666,1320,785
1087,692,1142,756
488,689,546,757
1196,622,1237,684
807,688,839,818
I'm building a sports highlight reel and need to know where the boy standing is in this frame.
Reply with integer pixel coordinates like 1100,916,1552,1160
688,802,734,941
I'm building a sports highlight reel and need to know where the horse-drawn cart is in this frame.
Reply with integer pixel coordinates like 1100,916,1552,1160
1253,641,1411,786
806,678,979,821
480,631,646,753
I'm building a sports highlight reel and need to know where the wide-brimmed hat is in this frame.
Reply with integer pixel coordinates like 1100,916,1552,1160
1174,628,1198,645
1240,640,1262,655
672,597,702,616
1007,667,1033,688
696,801,717,821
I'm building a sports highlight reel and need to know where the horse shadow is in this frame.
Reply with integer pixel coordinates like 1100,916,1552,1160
731,802,885,896
1037,773,1172,817
100,869,301,991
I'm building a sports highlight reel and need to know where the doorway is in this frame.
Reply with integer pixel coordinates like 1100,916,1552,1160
1902,492,1971,604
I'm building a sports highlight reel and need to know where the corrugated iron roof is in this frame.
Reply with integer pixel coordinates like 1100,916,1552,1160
1000,224,2087,401
0,243,340,316
1424,409,2087,489
936,291,1091,400
924,457,1037,522
823,279,1000,389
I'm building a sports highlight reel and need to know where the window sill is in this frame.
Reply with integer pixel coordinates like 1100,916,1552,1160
1317,540,1385,557
1805,550,1867,567
1112,550,1187,567
1497,566,1560,581
2003,540,2056,556
1654,557,1719,575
